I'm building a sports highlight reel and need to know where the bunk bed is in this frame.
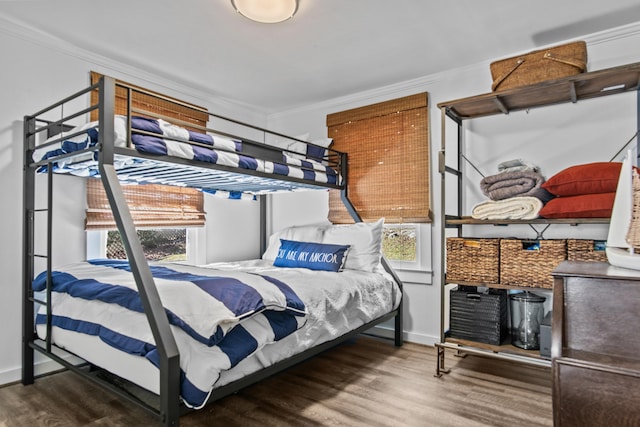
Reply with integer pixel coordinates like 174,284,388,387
22,75,404,426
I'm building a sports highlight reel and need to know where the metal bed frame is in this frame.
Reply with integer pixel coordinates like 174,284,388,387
22,76,404,426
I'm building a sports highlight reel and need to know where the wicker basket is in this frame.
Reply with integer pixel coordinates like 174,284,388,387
567,239,608,262
500,239,566,288
446,238,500,284
490,41,587,91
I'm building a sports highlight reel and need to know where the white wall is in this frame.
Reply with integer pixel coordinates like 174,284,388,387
204,194,262,261
0,20,267,385
266,22,640,346
2,15,640,385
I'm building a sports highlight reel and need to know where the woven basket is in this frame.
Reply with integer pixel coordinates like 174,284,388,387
490,41,587,91
567,239,608,262
500,239,566,288
446,238,500,284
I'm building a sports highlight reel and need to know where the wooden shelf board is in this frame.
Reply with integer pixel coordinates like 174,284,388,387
437,62,640,120
445,281,552,291
445,216,609,226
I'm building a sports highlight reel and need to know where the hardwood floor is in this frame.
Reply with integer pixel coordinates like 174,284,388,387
0,336,552,427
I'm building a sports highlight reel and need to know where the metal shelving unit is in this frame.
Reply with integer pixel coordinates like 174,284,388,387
435,62,640,376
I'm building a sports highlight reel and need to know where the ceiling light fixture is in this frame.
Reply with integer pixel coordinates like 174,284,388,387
231,0,298,24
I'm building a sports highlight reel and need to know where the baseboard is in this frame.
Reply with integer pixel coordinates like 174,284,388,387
0,353,84,387
2,328,439,387
366,324,439,346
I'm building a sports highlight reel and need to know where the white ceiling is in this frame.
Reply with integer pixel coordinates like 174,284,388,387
2,0,640,113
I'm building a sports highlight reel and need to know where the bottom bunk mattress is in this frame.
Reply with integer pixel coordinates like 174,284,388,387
33,259,401,409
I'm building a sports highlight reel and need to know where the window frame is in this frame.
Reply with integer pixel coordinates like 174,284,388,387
384,223,432,285
86,227,205,265
383,223,422,270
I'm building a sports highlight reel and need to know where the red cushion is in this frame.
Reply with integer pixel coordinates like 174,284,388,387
542,162,622,196
539,193,616,219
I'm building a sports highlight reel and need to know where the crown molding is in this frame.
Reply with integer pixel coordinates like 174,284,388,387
582,20,640,45
3,11,639,121
0,13,268,119
268,71,445,121
269,20,640,121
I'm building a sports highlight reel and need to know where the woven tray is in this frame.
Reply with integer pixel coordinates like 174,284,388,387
446,238,500,284
490,41,587,91
567,239,608,262
500,239,566,288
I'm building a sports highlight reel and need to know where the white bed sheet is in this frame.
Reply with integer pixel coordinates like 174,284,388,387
36,259,401,407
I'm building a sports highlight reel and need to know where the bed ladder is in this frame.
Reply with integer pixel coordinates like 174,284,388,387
22,76,181,427
22,116,46,385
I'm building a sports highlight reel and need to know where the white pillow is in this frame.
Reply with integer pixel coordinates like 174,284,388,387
286,135,333,161
322,218,384,272
262,221,332,261
312,137,333,148
284,133,310,160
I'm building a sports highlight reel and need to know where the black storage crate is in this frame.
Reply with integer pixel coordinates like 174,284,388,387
449,287,508,345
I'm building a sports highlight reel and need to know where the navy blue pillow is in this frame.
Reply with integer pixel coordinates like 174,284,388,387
306,144,326,161
131,116,162,134
273,239,350,272
187,129,214,146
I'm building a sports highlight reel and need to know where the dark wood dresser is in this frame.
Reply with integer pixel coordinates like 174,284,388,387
552,261,640,427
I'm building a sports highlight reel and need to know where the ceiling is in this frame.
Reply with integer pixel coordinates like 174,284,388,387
2,0,640,113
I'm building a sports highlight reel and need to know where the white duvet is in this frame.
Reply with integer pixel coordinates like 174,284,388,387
35,259,400,408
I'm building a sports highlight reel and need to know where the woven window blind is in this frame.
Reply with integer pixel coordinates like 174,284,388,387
89,71,208,129
85,179,205,230
326,93,430,224
86,72,207,230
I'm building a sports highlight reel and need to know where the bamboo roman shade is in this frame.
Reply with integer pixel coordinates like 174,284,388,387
326,93,430,224
85,179,205,230
86,72,208,230
89,71,208,130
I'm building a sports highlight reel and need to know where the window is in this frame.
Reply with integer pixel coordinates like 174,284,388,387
87,227,204,264
382,224,417,262
85,179,207,264
106,229,187,261
85,72,210,264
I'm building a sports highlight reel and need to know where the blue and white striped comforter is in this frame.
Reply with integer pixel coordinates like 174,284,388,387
32,116,338,186
33,259,307,408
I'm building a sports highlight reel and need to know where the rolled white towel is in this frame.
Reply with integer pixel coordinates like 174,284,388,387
471,196,543,220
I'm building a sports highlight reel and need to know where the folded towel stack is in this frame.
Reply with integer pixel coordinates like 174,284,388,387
473,159,552,220
480,170,554,203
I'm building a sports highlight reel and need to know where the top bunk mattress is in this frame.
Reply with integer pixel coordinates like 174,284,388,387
32,115,341,194
26,75,345,195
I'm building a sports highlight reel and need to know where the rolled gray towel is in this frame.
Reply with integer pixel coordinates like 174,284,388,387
480,170,554,202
